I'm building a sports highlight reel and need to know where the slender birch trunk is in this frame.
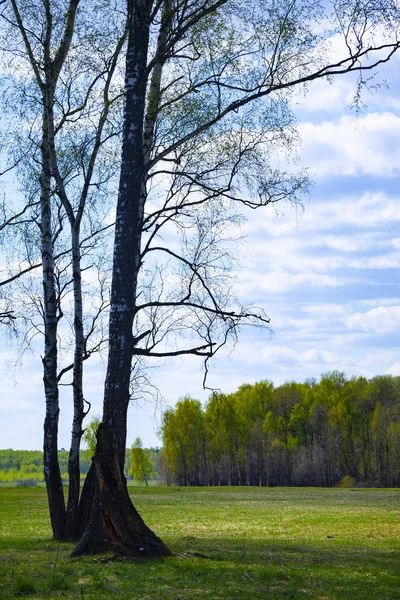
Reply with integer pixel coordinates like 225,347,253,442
41,0,80,539
45,94,85,540
142,0,171,167
64,224,85,538
41,108,66,539
42,8,83,536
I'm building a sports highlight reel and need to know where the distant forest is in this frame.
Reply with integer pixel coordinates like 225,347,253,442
0,448,161,484
2,372,399,488
160,373,400,488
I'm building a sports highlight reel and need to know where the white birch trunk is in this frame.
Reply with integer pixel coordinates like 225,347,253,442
41,106,66,539
65,224,85,537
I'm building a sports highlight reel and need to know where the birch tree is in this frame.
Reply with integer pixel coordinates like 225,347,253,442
72,0,400,556
0,0,126,538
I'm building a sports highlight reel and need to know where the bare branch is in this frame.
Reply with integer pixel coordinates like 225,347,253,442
133,341,215,357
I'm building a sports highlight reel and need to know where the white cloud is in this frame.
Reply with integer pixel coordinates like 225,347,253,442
235,342,357,371
387,361,400,376
347,305,400,333
245,190,400,242
300,112,400,178
361,298,400,307
302,303,349,318
323,234,384,253
291,76,355,113
347,255,400,269
239,270,343,295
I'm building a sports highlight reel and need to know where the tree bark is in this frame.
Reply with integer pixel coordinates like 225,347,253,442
41,0,80,540
41,108,66,540
72,423,171,557
73,0,171,556
102,0,151,467
65,225,85,538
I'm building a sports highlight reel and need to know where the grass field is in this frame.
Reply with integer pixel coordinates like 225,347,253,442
0,486,399,599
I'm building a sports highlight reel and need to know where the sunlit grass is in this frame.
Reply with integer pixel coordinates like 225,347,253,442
0,486,399,599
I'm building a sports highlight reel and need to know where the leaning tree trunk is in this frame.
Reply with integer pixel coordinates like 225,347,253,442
73,0,171,556
41,107,66,540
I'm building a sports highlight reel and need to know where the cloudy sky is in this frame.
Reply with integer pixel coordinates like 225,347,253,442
1,51,400,451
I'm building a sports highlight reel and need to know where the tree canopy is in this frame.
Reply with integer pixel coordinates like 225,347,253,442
161,373,400,487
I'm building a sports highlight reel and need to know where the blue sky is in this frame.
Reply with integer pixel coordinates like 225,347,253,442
1,54,400,451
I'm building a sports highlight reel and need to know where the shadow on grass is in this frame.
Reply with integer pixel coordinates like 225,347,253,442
1,534,399,600
129,535,400,600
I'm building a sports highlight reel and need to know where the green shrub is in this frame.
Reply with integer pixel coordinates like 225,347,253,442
337,475,356,488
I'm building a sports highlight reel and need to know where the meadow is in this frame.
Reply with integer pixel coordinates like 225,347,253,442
0,486,399,599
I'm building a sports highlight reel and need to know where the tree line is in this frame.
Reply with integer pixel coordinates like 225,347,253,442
3,371,399,490
0,450,91,483
160,373,400,488
0,447,161,484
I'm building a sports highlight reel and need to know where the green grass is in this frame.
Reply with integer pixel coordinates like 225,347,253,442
0,486,399,599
